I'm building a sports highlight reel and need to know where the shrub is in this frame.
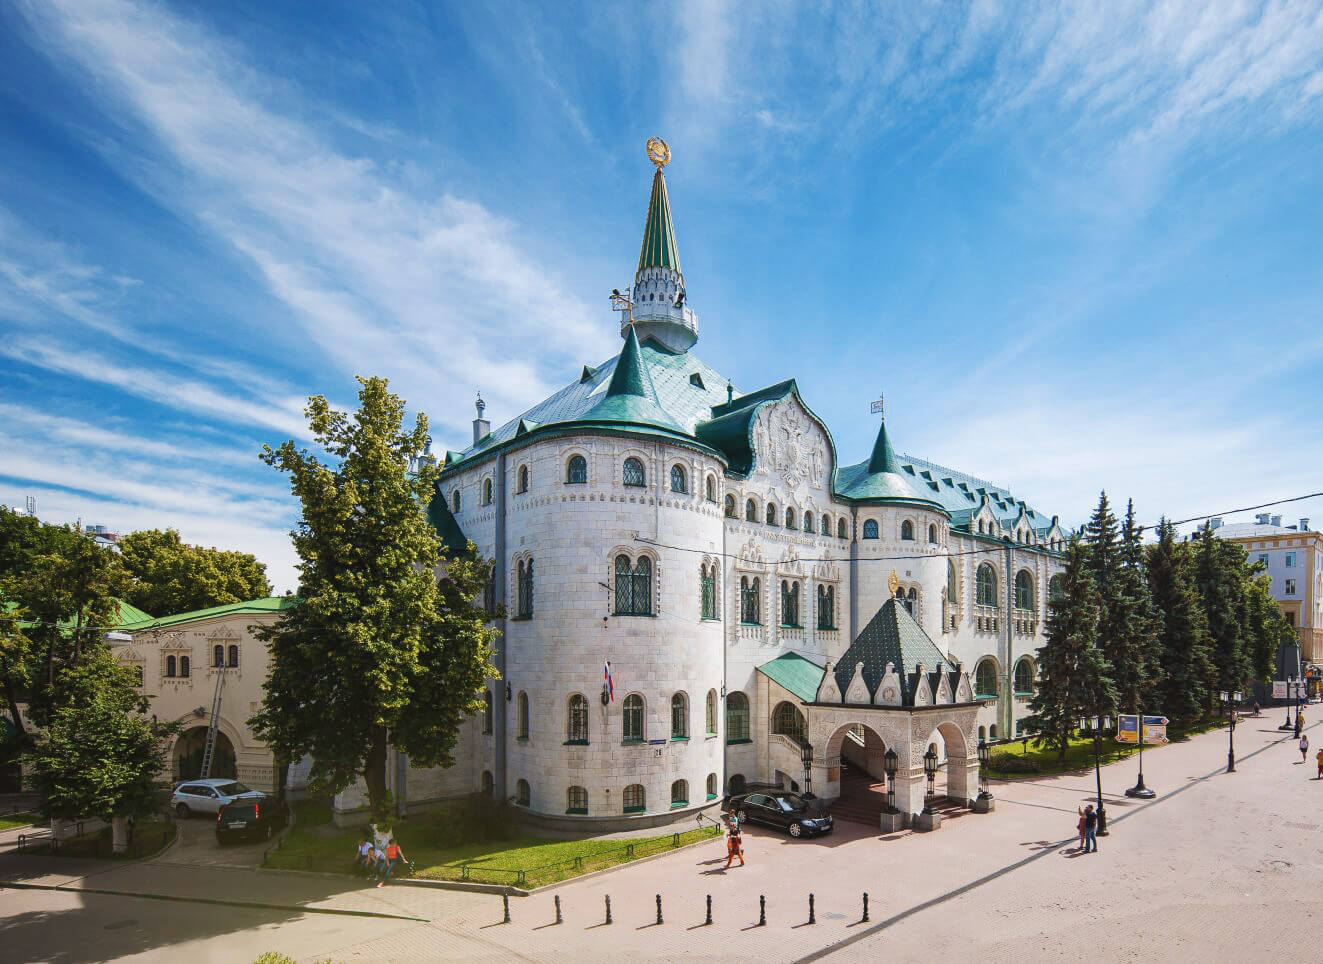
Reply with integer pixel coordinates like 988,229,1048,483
988,752,1041,774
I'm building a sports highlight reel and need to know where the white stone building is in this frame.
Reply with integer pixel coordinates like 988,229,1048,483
423,141,1070,831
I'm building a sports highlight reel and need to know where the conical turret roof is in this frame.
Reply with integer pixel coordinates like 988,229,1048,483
578,326,685,433
835,415,946,509
637,169,683,279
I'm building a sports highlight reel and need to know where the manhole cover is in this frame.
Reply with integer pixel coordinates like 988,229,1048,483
1266,859,1293,871
104,920,138,930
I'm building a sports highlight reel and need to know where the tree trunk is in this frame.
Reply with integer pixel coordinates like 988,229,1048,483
111,815,130,854
0,656,26,739
364,724,389,827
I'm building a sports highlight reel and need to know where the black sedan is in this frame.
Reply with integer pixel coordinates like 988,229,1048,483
215,798,290,843
725,791,833,838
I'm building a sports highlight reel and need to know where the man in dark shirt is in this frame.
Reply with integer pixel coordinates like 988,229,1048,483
1079,804,1099,853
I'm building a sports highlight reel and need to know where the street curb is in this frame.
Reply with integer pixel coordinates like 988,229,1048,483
0,879,430,923
522,828,725,894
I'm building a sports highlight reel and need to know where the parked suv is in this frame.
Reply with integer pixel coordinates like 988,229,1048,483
215,798,289,843
171,779,264,818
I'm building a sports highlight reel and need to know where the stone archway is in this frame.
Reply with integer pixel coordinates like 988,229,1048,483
173,726,236,781
823,722,890,825
920,719,978,805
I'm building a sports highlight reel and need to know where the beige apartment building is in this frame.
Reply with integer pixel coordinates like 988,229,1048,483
1212,516,1321,663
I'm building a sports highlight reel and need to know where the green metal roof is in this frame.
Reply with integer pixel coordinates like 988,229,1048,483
426,488,471,554
831,597,950,706
577,327,685,433
118,595,298,632
637,169,682,278
834,419,947,510
757,651,825,704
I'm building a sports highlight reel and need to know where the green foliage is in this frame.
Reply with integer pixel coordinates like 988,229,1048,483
1147,520,1215,722
26,646,179,822
250,376,499,826
1194,523,1250,700
1028,541,1118,764
118,528,271,617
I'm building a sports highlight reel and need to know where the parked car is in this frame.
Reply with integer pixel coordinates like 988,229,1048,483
171,778,265,818
725,790,833,838
215,797,289,843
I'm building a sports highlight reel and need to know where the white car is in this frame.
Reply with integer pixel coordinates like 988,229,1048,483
171,779,265,818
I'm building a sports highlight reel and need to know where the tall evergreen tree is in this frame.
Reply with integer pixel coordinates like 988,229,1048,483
1146,520,1215,722
1195,523,1249,700
1083,492,1125,675
250,376,499,828
1243,565,1293,684
1107,499,1161,714
1028,541,1118,765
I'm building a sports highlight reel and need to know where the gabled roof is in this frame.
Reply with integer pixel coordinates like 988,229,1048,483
11,597,152,631
119,596,298,632
637,169,683,278
757,651,825,704
831,598,950,706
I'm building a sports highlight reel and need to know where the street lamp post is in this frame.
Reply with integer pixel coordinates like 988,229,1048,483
977,739,992,801
1125,708,1156,799
800,741,814,799
1079,716,1110,836
883,748,898,813
1281,677,1297,731
1221,691,1242,773
922,747,938,815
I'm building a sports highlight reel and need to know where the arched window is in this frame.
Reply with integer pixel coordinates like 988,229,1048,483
623,456,646,487
483,478,493,506
670,464,687,493
838,518,848,539
729,773,747,794
481,771,494,797
975,659,999,698
706,689,717,735
821,514,831,537
517,464,529,493
623,694,644,742
706,773,718,800
566,455,587,484
765,503,777,526
745,498,757,522
1015,570,1034,610
483,563,497,616
700,563,716,619
896,585,916,616
785,507,796,530
614,555,653,616
978,520,985,534
804,510,814,533
165,655,176,678
863,519,879,539
947,560,958,604
517,691,529,740
567,785,588,814
515,779,530,807
706,475,717,502
452,488,461,513
817,584,836,630
901,520,915,541
928,523,938,543
1014,658,1035,695
1049,574,1065,601
228,644,239,667
726,692,750,742
213,645,224,668
978,725,987,743
989,724,998,739
671,779,688,806
780,580,800,627
623,783,646,814
517,559,534,617
771,701,805,740
179,655,190,678
483,690,493,733
671,692,688,739
740,576,761,624
725,494,736,518
567,694,588,742
976,564,997,606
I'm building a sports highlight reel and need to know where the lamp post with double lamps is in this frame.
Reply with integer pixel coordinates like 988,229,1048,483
1079,716,1111,836
1221,691,1242,773
883,748,898,813
800,740,814,799
977,739,992,801
922,747,938,815
1281,677,1297,731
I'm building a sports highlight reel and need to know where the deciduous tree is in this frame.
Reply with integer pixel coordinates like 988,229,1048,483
118,528,271,617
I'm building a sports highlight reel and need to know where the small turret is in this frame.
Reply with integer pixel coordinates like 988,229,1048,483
472,392,490,446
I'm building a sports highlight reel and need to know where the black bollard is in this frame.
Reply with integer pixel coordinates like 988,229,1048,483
656,893,663,925
605,894,613,925
554,894,562,925
705,893,712,926
758,894,766,927
502,892,511,924
808,893,816,925
862,892,869,923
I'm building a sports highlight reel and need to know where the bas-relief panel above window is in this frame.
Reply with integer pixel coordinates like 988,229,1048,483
747,398,832,496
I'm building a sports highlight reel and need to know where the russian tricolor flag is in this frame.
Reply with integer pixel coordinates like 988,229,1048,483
603,661,615,703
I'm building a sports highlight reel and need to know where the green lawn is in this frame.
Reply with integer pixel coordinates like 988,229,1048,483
0,812,40,832
265,799,722,888
987,717,1230,779
19,818,175,859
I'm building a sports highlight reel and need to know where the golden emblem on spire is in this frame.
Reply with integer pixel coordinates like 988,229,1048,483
888,570,900,596
646,136,671,170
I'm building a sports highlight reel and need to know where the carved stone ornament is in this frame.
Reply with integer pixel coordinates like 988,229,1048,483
844,661,871,705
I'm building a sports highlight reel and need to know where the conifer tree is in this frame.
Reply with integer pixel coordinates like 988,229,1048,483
1195,523,1249,701
1028,541,1117,765
1243,565,1292,684
1146,520,1214,722
1109,499,1161,714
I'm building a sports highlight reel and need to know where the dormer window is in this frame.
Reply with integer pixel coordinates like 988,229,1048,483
689,372,705,389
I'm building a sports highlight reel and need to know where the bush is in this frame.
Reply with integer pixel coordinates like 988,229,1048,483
988,752,1041,774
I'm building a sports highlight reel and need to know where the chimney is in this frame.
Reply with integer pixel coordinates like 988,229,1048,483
1303,518,1312,532
1255,513,1270,525
472,392,490,446
1271,514,1282,527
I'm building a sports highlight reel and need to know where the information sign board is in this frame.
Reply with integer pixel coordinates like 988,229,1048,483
1116,713,1169,744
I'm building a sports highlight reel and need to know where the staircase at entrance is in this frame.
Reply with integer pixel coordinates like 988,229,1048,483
830,761,963,826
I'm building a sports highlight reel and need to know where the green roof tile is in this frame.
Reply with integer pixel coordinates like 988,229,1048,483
832,598,949,705
118,595,298,632
757,651,825,704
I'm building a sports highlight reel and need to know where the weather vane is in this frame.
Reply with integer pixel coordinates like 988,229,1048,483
646,136,670,171
870,392,884,417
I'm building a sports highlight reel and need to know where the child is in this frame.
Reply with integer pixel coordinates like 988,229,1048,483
724,814,744,869
1076,808,1087,851
356,838,374,875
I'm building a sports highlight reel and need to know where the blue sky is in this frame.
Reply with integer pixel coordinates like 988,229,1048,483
2,0,1322,593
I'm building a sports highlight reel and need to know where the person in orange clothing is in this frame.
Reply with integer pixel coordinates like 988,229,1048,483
1315,747,1323,780
724,813,744,868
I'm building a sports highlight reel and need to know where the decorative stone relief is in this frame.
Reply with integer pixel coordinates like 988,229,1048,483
913,663,933,706
955,672,973,703
874,662,902,707
935,671,953,705
815,661,841,703
843,661,871,705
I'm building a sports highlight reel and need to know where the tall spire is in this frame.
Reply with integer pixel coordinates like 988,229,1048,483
623,136,698,353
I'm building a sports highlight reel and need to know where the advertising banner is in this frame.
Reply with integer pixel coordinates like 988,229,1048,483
1116,713,1169,744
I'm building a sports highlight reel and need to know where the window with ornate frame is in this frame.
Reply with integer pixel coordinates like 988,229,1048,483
739,576,761,624
165,655,176,678
566,455,587,484
816,584,836,630
724,494,736,517
974,659,999,698
838,518,848,539
567,694,588,743
804,510,814,533
705,475,717,502
623,694,644,743
785,507,796,530
900,519,914,541
179,655,190,678
862,519,879,539
670,464,687,493
928,523,938,543
671,692,688,739
1015,569,1034,610
726,691,750,742
212,645,224,668
745,498,757,522
780,580,800,627
516,558,535,618
614,554,653,616
227,644,239,668
766,502,777,526
623,457,646,487
976,564,998,607
700,563,716,619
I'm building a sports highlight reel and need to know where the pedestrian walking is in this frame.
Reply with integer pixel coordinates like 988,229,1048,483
1076,807,1087,851
377,838,407,887
1078,804,1098,853
1300,734,1309,764
1314,748,1322,780
724,814,745,868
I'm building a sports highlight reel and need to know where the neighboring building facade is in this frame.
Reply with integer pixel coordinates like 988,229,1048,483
423,141,1069,830
1210,515,1321,663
